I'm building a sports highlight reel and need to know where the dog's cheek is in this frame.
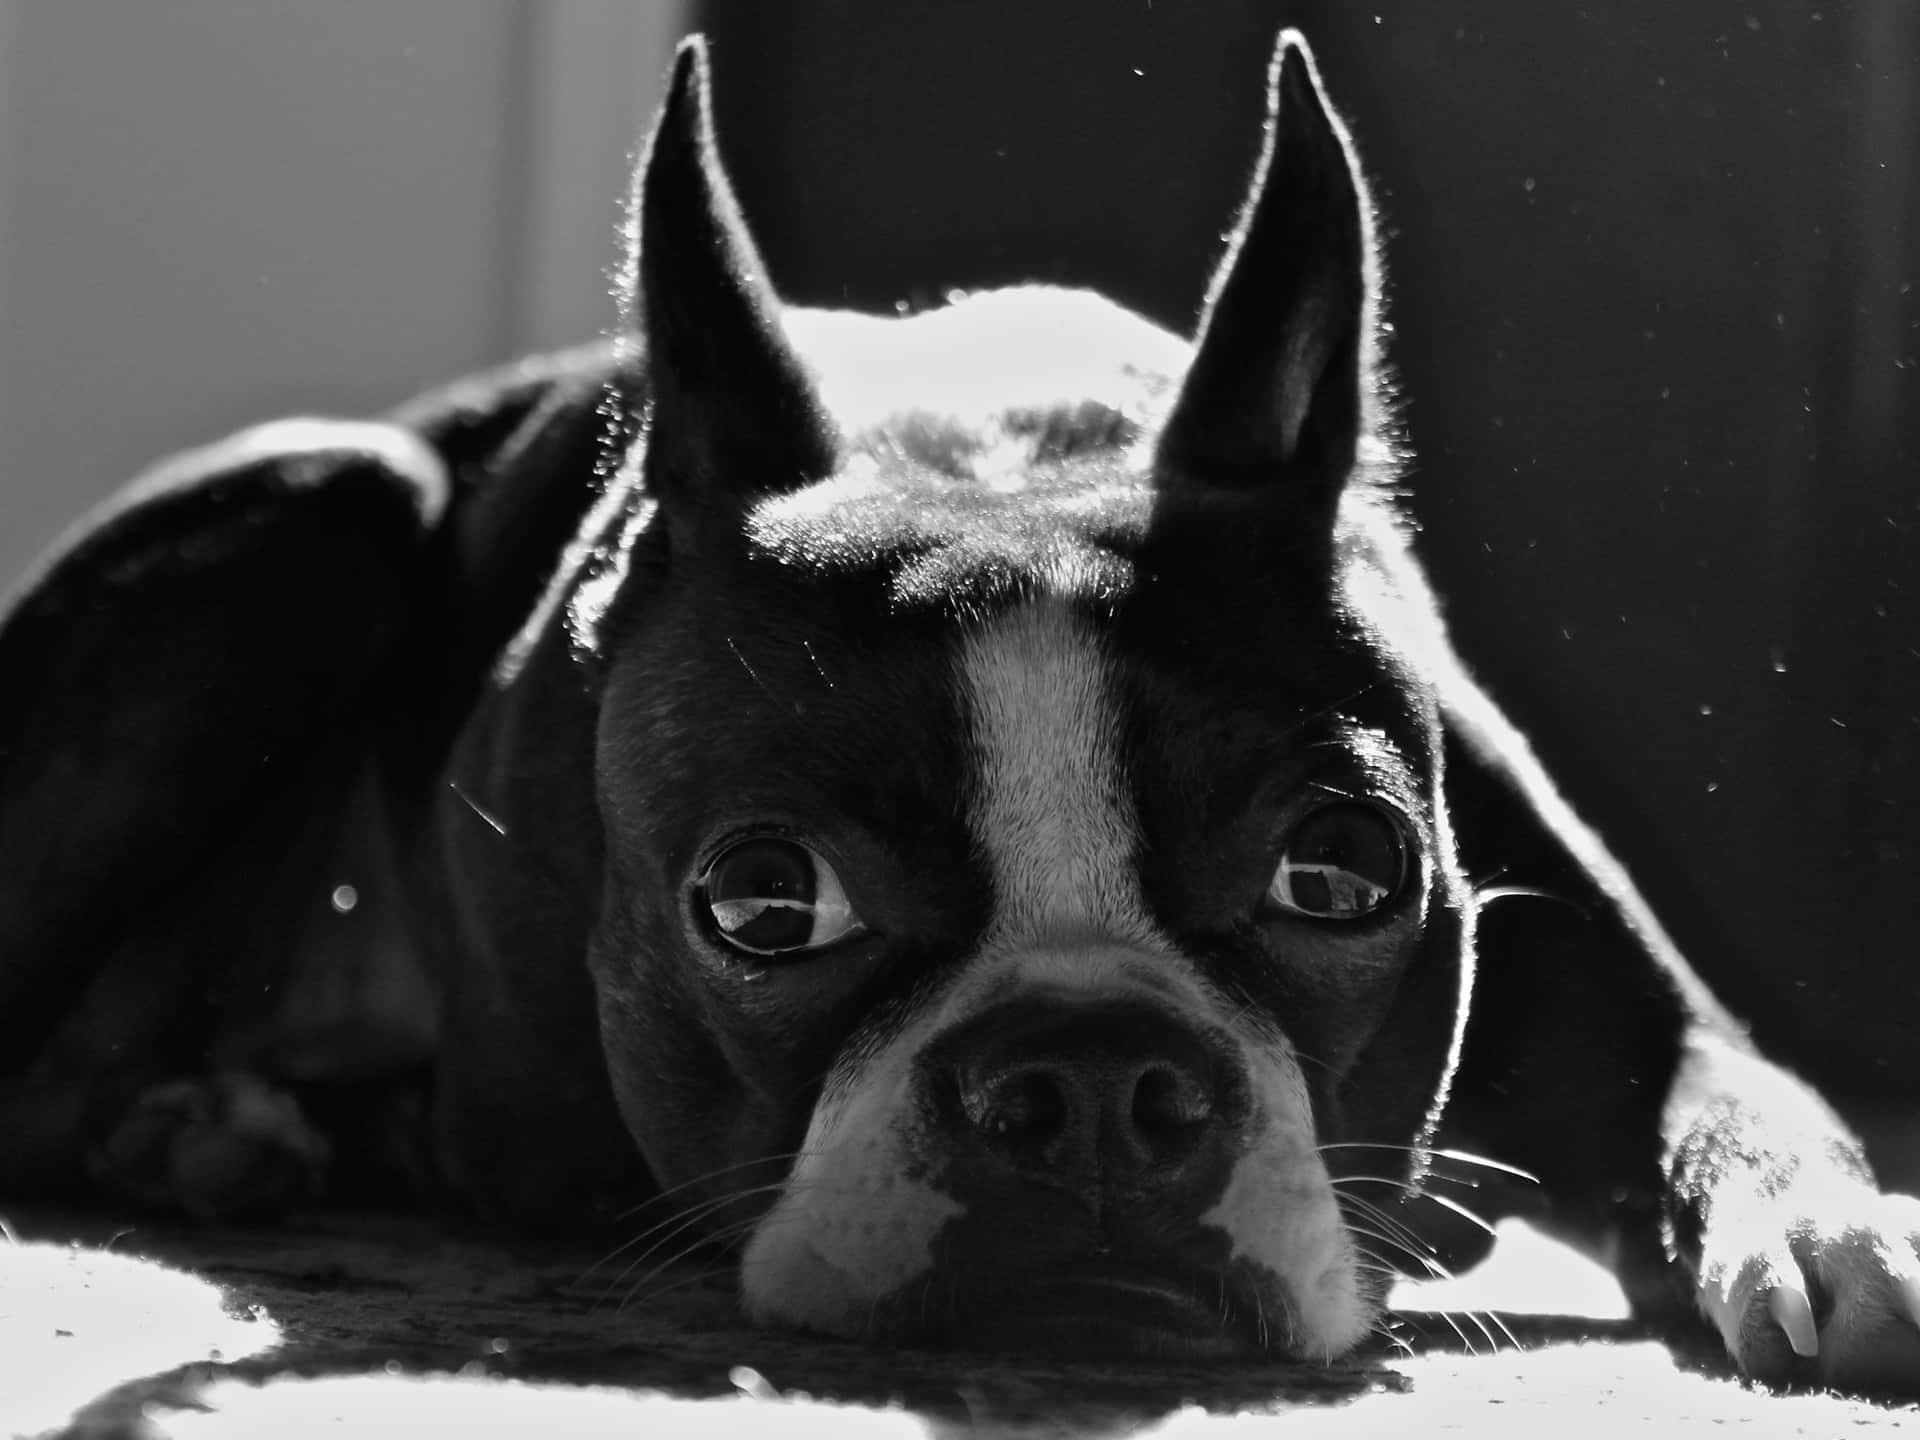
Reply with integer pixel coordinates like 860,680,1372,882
738,1033,960,1336
1319,891,1471,1158
1201,1038,1373,1361
585,925,810,1219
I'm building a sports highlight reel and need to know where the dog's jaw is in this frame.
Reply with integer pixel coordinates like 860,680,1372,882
738,600,1370,1359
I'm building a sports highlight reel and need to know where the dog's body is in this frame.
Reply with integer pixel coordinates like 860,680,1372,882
2,32,1917,1387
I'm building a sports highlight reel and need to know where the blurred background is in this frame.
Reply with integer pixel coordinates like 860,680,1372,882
0,2,1914,1179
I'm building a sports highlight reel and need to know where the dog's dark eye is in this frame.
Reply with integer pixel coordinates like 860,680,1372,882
1269,802,1408,920
700,838,862,957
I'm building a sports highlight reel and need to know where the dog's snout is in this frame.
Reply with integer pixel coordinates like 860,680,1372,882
963,1050,1211,1169
927,998,1244,1188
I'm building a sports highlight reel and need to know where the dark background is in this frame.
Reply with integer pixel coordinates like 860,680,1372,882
692,1,1919,1136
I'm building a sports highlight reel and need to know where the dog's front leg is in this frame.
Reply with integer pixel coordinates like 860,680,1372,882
1438,679,1920,1392
1661,1026,1920,1390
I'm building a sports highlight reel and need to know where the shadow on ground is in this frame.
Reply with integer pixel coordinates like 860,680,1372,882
1,1209,1908,1438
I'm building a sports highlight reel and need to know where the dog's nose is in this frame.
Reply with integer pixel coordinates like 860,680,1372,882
926,998,1244,1187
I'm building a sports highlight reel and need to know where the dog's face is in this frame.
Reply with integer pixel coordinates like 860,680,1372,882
574,34,1476,1359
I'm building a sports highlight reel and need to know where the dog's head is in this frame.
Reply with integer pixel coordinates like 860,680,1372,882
571,31,1475,1359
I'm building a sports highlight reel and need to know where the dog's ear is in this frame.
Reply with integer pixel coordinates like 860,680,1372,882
628,36,836,518
1156,30,1372,502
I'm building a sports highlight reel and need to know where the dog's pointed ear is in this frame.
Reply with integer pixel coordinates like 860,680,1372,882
628,36,836,516
1156,30,1372,500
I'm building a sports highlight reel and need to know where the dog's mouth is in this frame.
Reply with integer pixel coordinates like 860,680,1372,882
873,1257,1271,1360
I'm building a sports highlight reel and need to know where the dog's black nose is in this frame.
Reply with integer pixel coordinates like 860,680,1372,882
925,997,1244,1189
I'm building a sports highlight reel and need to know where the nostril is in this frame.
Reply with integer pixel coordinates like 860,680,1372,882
965,1066,1068,1145
929,999,1243,1184
1131,1063,1214,1136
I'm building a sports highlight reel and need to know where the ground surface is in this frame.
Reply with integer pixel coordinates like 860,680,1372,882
2,1209,1916,1438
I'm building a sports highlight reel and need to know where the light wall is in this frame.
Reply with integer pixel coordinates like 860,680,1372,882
0,1,683,588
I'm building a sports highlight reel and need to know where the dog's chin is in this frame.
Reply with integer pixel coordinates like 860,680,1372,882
869,1262,1275,1361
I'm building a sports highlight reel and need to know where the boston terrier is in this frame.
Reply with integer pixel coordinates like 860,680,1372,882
1,30,1916,1390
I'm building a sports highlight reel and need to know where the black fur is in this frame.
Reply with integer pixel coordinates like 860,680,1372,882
2,28,1915,1390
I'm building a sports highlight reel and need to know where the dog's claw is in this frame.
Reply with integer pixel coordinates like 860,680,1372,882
1768,1281,1819,1358
1706,1191,1920,1391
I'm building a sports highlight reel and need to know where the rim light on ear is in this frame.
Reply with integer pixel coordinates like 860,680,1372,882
1154,30,1379,502
625,36,838,520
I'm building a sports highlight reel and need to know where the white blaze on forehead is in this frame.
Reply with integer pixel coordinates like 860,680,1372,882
959,601,1158,947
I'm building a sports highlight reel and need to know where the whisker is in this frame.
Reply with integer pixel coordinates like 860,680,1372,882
1318,1141,1539,1186
1373,1317,1418,1360
617,1215,776,1313
1289,1048,1337,1080
1425,1191,1499,1237
1472,884,1563,907
619,1254,741,1313
1326,1171,1422,1193
1427,1148,1539,1184
1336,1196,1475,1288
1337,1194,1438,1262
1344,1206,1525,1359
1379,1255,1525,1358
591,1182,796,1303
1334,1184,1427,1233
1349,1245,1396,1281
619,1261,735,1313
1454,1307,1506,1355
627,1179,792,1249
1343,1198,1526,1354
608,1151,808,1224
584,1185,763,1287
614,1184,848,1313
622,1205,856,1320
1429,1308,1478,1356
1476,1308,1524,1354
1472,882,1595,924
1344,1225,1440,1277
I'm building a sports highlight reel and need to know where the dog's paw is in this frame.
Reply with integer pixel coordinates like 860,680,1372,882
1697,1184,1920,1393
88,1071,330,1221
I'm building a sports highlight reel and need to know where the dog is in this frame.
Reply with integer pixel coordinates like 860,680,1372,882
1,29,1916,1389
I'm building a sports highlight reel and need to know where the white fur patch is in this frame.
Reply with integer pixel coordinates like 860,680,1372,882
739,599,1366,1358
738,1007,962,1336
1201,1033,1371,1360
959,601,1157,949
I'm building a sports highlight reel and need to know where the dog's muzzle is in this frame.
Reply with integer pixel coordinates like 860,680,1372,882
882,996,1256,1353
739,966,1365,1360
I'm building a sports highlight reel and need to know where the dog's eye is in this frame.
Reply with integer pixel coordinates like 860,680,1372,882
700,838,862,957
1268,802,1408,920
